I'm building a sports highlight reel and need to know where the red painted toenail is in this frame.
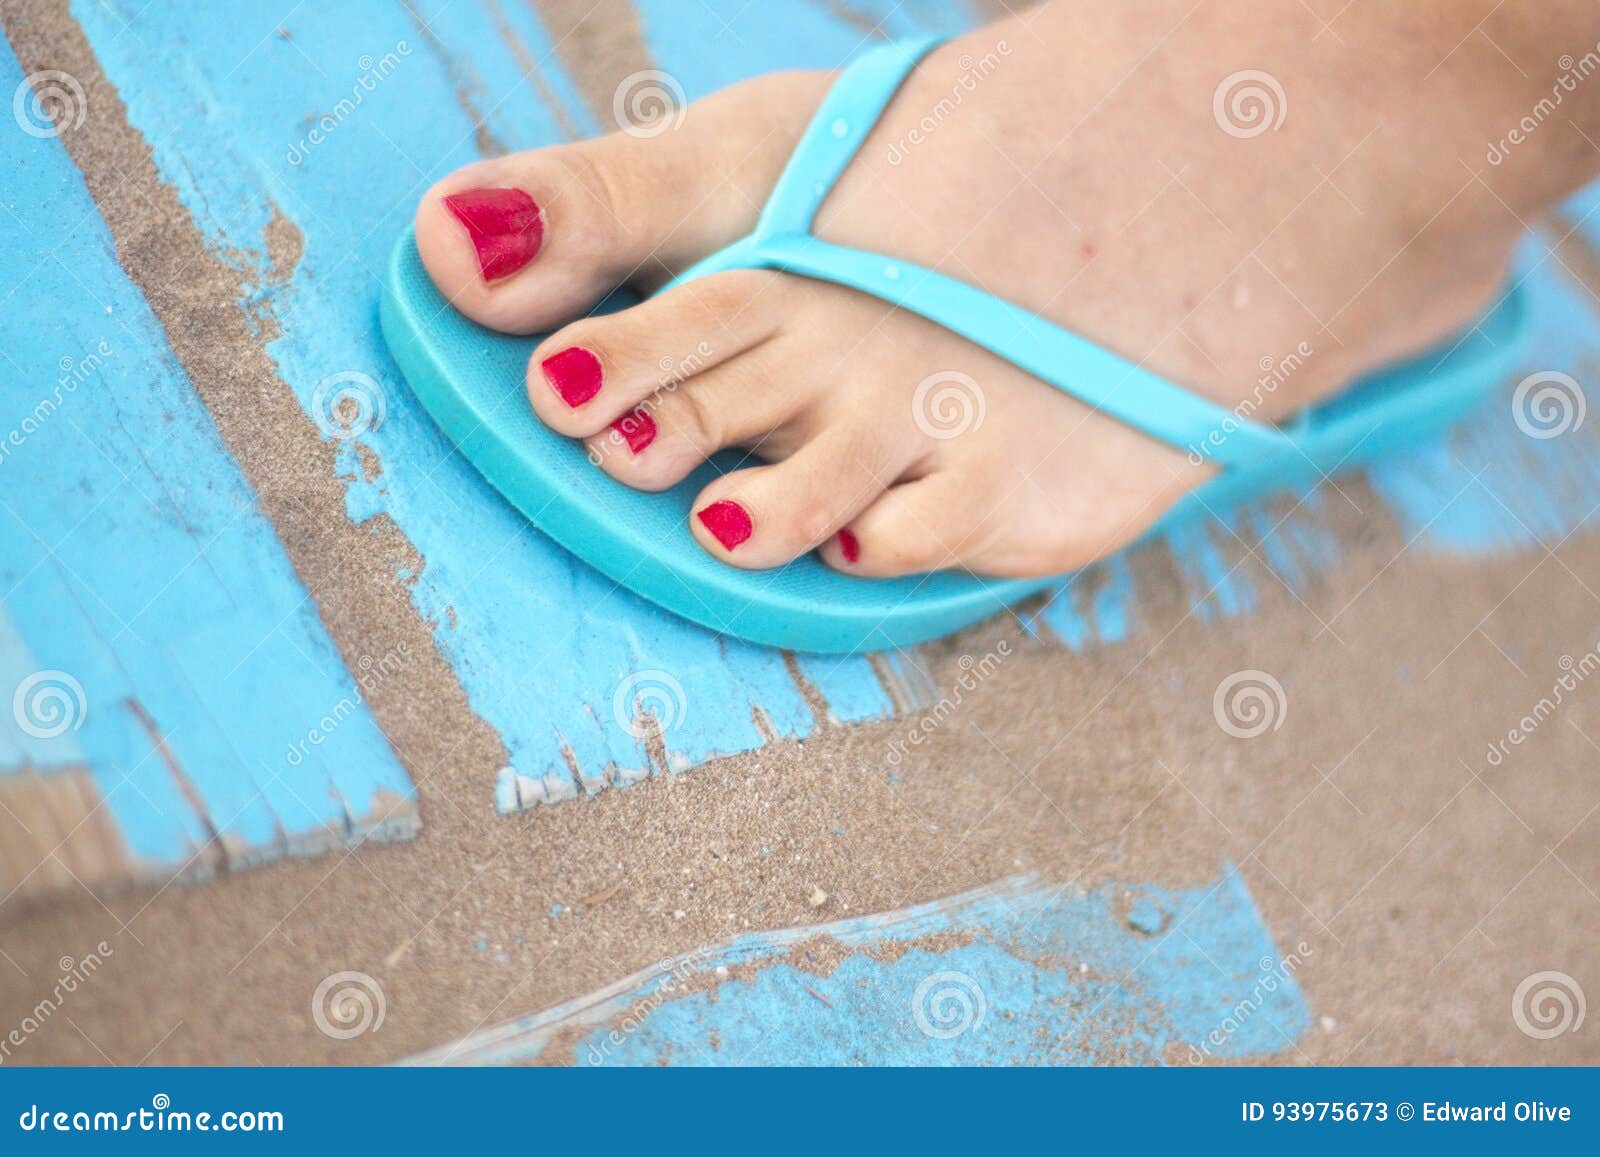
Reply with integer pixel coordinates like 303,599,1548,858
837,528,860,563
696,500,752,551
541,347,602,408
442,187,544,281
612,408,656,454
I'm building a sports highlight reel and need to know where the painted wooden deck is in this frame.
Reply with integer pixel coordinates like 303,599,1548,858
4,0,1600,1066
7,0,1599,893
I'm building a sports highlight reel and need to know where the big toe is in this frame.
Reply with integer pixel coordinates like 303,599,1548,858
414,71,830,336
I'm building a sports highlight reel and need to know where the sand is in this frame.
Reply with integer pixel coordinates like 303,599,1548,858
1,0,1596,1066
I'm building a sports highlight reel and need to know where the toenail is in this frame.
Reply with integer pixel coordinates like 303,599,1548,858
612,408,656,454
837,528,860,564
696,500,753,551
442,187,544,281
541,347,603,408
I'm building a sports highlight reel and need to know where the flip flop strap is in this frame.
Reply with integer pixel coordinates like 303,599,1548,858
664,37,1293,469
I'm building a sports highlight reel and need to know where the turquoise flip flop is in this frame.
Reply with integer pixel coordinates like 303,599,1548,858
381,36,1530,655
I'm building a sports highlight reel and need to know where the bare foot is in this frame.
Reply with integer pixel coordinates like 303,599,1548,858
416,0,1589,578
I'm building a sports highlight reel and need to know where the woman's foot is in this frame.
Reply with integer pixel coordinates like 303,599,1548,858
415,1,1564,579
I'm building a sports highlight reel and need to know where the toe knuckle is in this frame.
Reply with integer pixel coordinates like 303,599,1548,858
672,385,724,451
793,502,836,547
552,147,631,257
688,270,781,331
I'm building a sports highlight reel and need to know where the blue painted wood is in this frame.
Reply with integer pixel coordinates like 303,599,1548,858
67,0,975,807
406,865,1313,1065
59,0,1600,819
0,35,416,875
0,609,85,772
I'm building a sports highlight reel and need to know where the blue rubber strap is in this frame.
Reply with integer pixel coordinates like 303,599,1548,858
665,39,1293,468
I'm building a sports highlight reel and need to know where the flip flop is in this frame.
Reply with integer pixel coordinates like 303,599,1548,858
381,36,1530,655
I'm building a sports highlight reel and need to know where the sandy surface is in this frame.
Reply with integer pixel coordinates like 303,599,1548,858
1,0,1596,1066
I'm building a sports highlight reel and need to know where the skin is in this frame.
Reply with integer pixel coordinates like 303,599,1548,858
415,0,1600,579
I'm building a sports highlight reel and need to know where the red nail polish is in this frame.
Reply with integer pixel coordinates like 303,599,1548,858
697,500,752,551
541,347,602,408
613,408,656,454
837,528,860,563
442,187,544,281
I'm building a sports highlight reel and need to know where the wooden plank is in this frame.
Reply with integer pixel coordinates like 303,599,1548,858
0,34,418,898
43,0,1600,824
406,865,1313,1065
60,0,953,810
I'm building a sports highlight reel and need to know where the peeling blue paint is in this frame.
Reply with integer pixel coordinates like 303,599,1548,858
0,37,415,870
1368,240,1600,552
409,866,1311,1065
67,0,937,808
58,0,1600,820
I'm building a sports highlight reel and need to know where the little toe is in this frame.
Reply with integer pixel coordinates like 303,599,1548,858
816,470,998,578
